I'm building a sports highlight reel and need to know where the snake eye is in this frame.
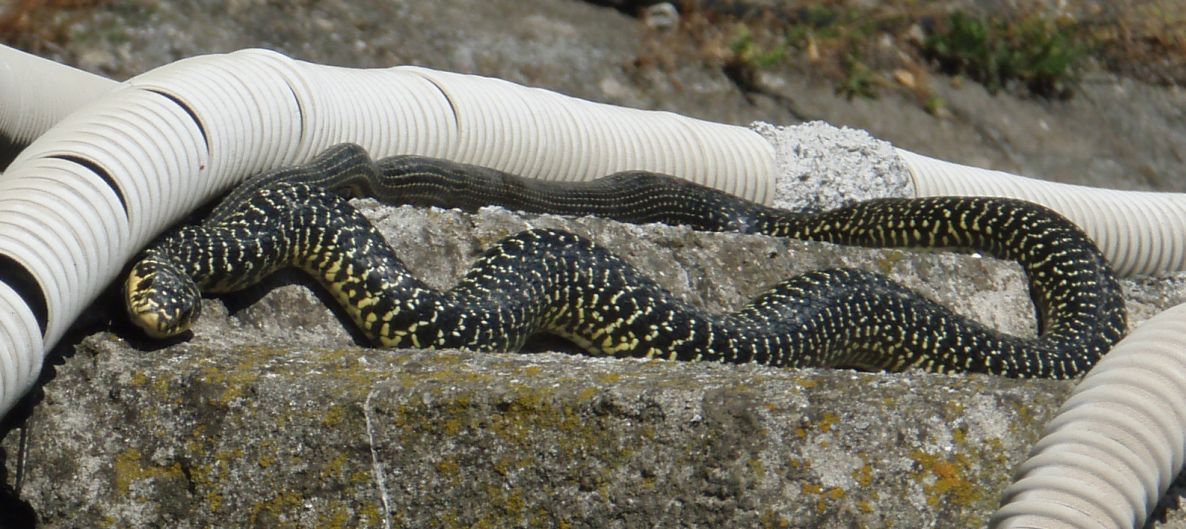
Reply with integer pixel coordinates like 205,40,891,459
125,256,202,338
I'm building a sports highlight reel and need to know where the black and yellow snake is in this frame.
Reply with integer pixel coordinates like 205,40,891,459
125,143,1126,378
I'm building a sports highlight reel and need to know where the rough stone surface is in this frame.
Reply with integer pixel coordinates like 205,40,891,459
5,336,1072,529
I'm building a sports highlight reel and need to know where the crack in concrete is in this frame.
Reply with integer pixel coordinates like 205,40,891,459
363,387,393,529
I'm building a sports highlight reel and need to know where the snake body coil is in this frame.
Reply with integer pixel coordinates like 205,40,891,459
126,144,1126,378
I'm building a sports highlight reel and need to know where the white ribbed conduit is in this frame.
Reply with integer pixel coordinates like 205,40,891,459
991,302,1186,529
0,48,775,414
0,45,119,145
284,62,774,200
897,149,1186,278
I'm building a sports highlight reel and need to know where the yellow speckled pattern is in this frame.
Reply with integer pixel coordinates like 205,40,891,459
125,144,1125,378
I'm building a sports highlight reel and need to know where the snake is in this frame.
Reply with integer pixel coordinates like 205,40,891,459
124,143,1126,378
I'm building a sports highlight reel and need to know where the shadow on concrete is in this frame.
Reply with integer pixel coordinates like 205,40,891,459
0,282,131,529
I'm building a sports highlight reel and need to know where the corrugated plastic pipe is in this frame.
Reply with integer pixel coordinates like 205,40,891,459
990,302,1186,529
0,45,119,146
0,47,775,415
898,149,1186,277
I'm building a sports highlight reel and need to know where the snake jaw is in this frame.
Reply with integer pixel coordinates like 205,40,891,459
124,255,202,338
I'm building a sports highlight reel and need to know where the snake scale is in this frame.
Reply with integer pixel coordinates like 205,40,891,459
125,143,1126,378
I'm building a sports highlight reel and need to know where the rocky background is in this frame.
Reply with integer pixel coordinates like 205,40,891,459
1,0,1185,527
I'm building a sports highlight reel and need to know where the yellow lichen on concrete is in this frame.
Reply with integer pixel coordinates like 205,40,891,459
316,504,353,529
468,484,529,529
853,461,875,488
760,509,792,528
577,385,600,402
748,456,767,480
247,490,305,528
876,249,908,275
910,449,982,509
595,372,623,384
112,448,185,497
183,446,245,513
436,457,462,479
818,412,839,433
799,481,847,513
794,377,819,390
129,371,149,387
196,345,291,407
321,403,349,428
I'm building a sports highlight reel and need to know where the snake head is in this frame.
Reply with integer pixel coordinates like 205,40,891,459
124,254,202,338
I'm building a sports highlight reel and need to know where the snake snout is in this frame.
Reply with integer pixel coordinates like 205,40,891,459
124,255,203,338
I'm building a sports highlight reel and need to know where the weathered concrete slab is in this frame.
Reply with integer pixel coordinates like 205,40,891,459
6,335,1071,529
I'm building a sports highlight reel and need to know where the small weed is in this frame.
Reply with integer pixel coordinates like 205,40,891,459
716,21,792,91
729,25,786,71
836,52,881,99
722,24,788,88
923,11,1088,98
923,94,945,116
783,2,894,99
